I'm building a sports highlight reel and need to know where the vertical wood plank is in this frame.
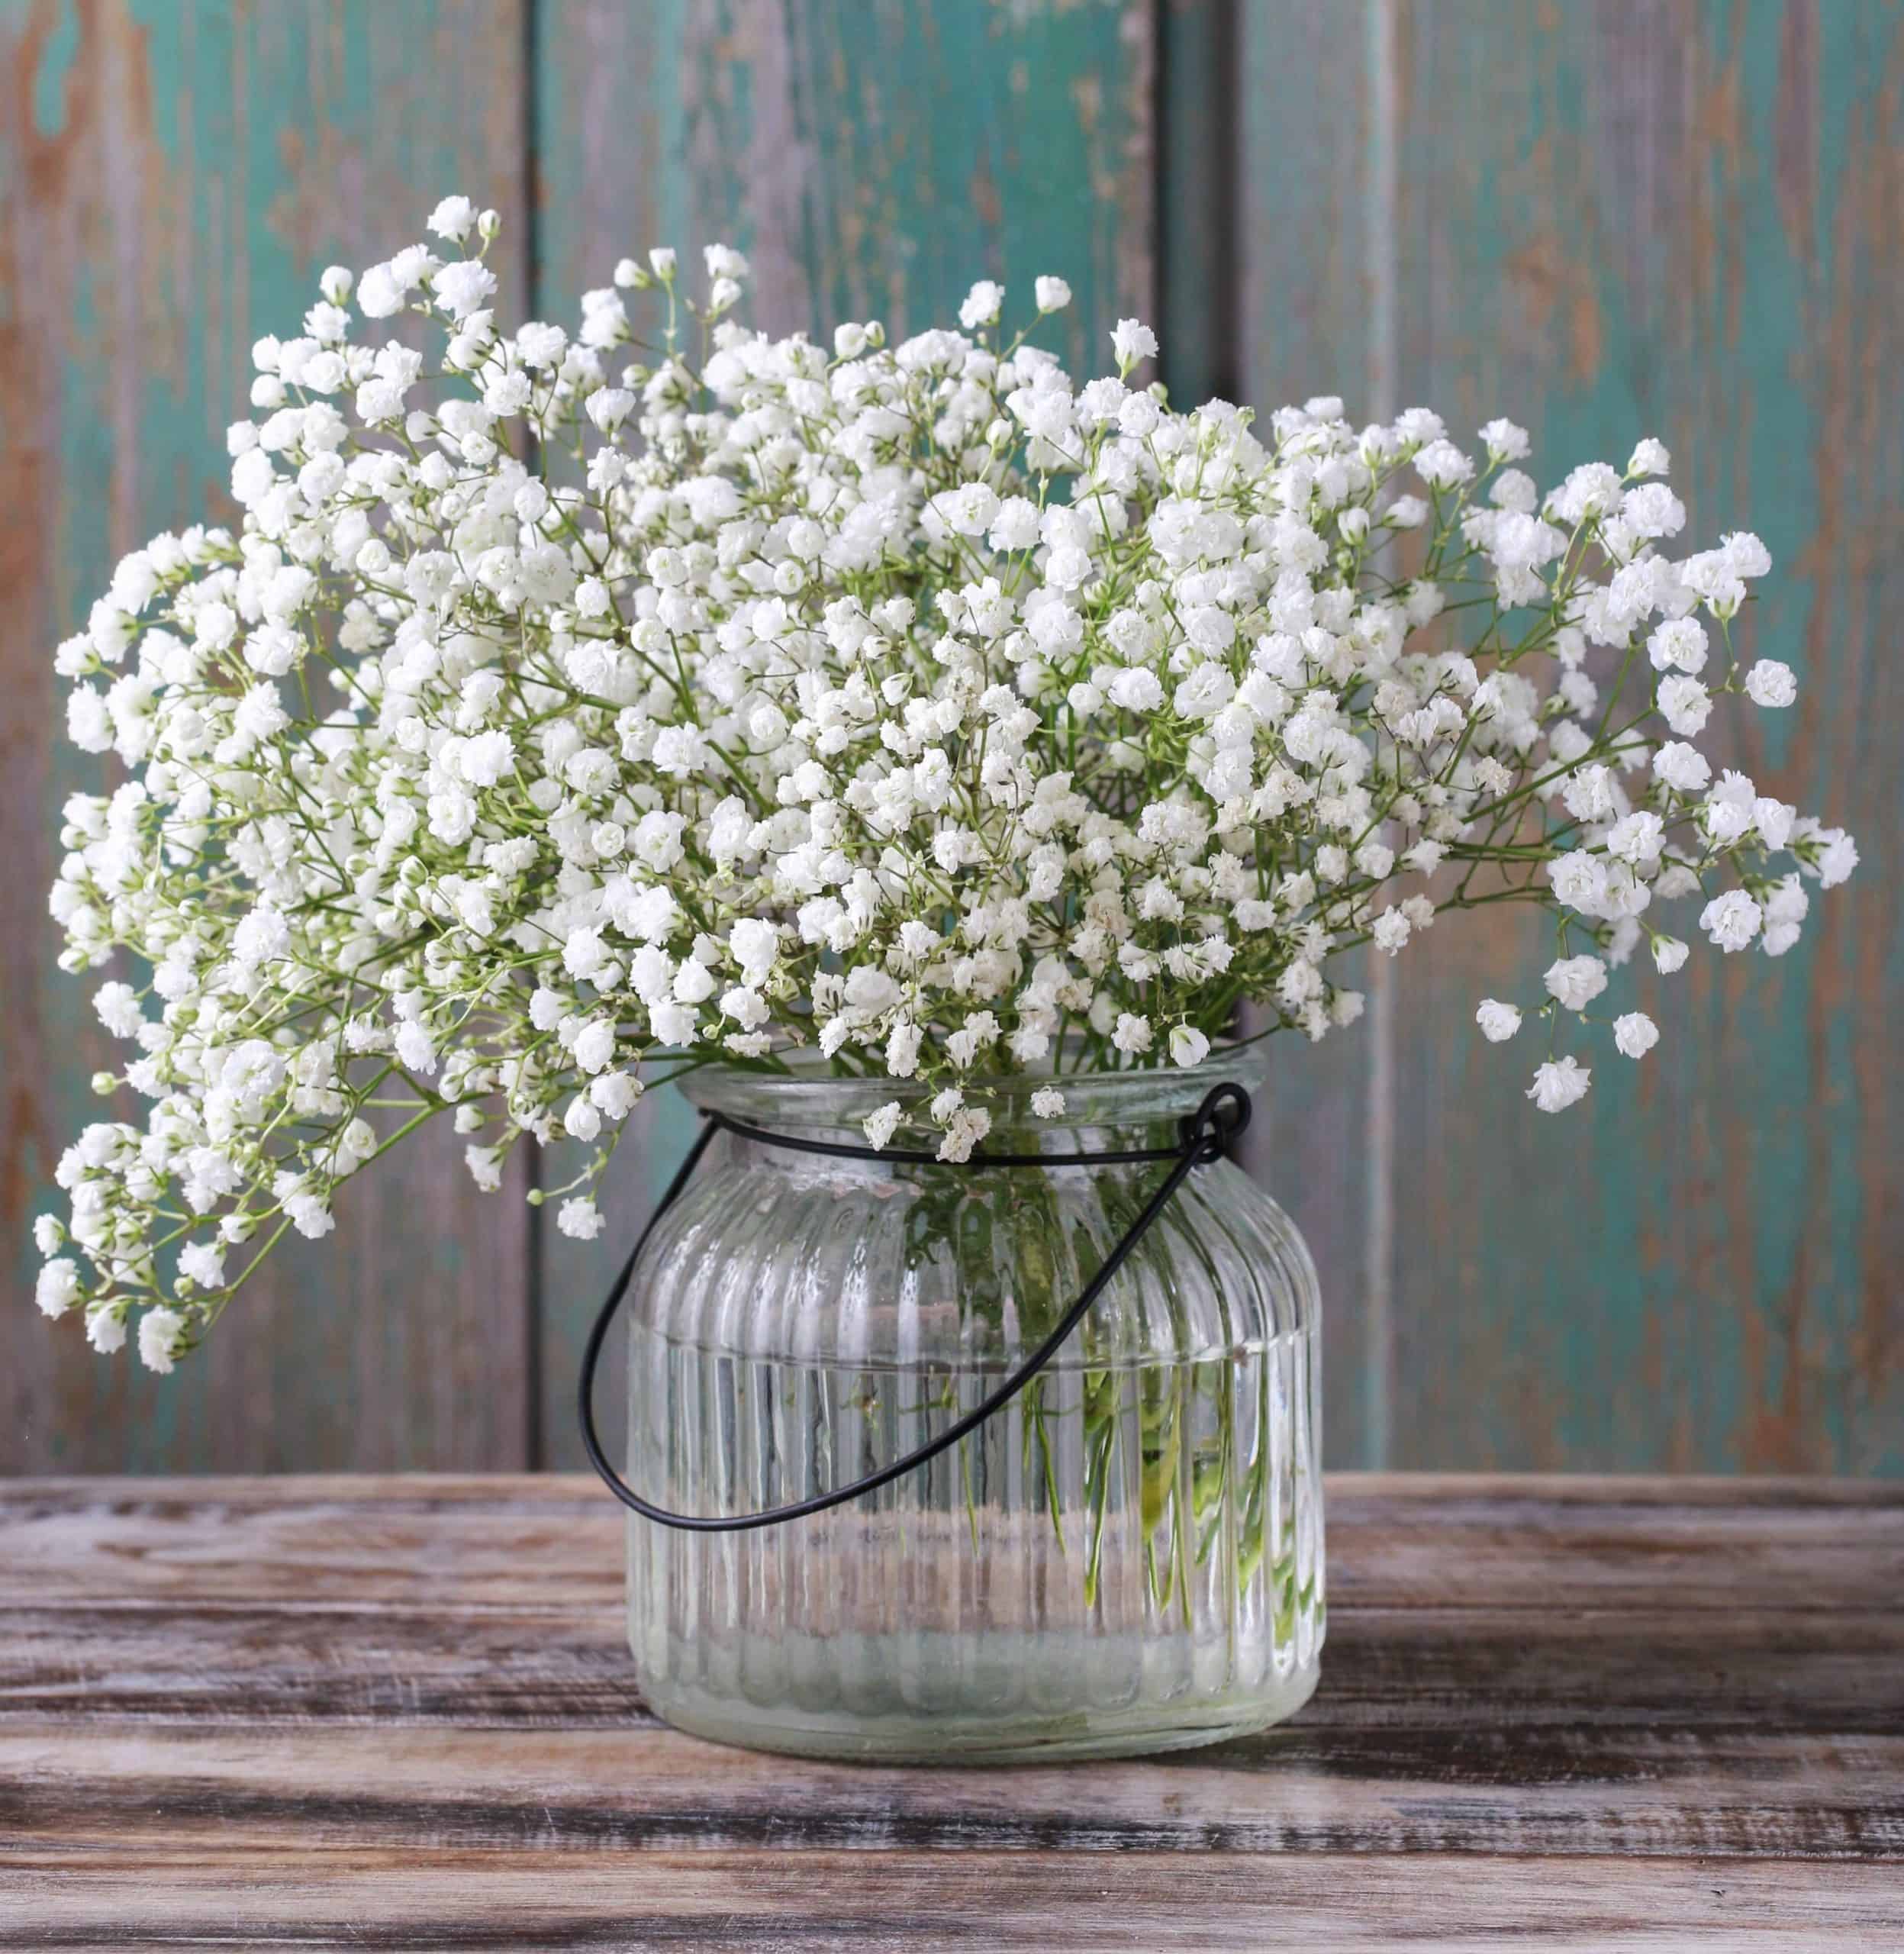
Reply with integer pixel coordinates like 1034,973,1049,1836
531,0,1158,1468
1376,0,1904,1472
1,0,536,1472
1236,0,1384,1467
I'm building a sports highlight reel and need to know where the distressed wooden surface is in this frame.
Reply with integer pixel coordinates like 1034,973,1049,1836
1236,0,1904,1474
0,1475,1899,1948
1374,0,1904,1475
1232,0,1393,1475
14,1856,1903,1952
5,0,1899,1480
529,0,1157,1469
0,0,537,1473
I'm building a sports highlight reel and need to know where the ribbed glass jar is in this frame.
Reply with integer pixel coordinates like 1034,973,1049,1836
623,1056,1323,1762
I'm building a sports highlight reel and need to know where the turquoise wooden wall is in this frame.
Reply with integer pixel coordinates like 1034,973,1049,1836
3,0,1898,1475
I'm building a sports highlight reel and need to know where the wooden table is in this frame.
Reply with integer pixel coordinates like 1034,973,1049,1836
2,1475,1899,1949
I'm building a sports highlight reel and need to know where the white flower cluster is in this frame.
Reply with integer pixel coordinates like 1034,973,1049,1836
36,198,1857,1369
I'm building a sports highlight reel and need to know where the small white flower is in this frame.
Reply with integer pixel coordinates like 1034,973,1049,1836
1544,956,1608,1012
1761,874,1809,956
179,1240,226,1288
1029,1087,1066,1120
464,1144,504,1192
556,1198,605,1241
1815,830,1859,888
460,729,515,787
1612,1012,1659,1058
718,987,768,1032
1657,675,1712,737
936,1107,992,1163
958,280,1004,331
394,1021,439,1075
585,387,634,434
87,1307,127,1356
1646,617,1707,674
1622,482,1685,540
571,1020,617,1074
932,482,1000,537
36,1258,81,1318
426,195,477,242
862,1102,904,1150
232,906,291,969
1475,999,1522,1043
432,258,497,320
356,262,404,318
1168,1025,1211,1068
1723,530,1772,577
1414,439,1475,489
1745,659,1796,708
1652,741,1712,795
138,1306,185,1375
563,927,608,981
1107,667,1163,712
1700,889,1762,952
1527,1056,1592,1113
1034,276,1072,312
1652,935,1690,975
1605,811,1665,869
1371,910,1412,956
1110,318,1158,369
94,981,143,1039
727,918,781,986
1112,1013,1153,1055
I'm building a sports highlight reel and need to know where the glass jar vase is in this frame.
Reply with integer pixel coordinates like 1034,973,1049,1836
622,1055,1323,1762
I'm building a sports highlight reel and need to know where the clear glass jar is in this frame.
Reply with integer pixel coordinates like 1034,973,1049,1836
623,1054,1323,1762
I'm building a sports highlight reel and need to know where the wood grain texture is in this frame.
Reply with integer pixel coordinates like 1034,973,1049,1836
530,0,1158,1469
5,0,1899,1485
0,1475,1898,1947
0,0,536,1472
1374,0,1904,1475
1236,0,1904,1473
8,1852,1900,1951
1236,1,1387,1469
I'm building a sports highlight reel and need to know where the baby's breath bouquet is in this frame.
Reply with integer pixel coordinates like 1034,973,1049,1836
37,195,1857,1378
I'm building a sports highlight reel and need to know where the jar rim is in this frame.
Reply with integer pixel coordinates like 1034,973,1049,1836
678,1043,1271,1127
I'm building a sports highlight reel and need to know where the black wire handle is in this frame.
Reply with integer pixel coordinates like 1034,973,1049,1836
578,1079,1253,1532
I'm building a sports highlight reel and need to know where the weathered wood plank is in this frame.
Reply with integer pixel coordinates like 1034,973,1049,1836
529,0,1159,1469
0,0,536,1472
0,1475,1896,1942
3,1719,1899,1858
5,1604,1899,1736
5,1849,1899,1951
1236,0,1384,1466
3,1479,1899,1794
1370,1,1904,1472
5,1472,1897,1611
